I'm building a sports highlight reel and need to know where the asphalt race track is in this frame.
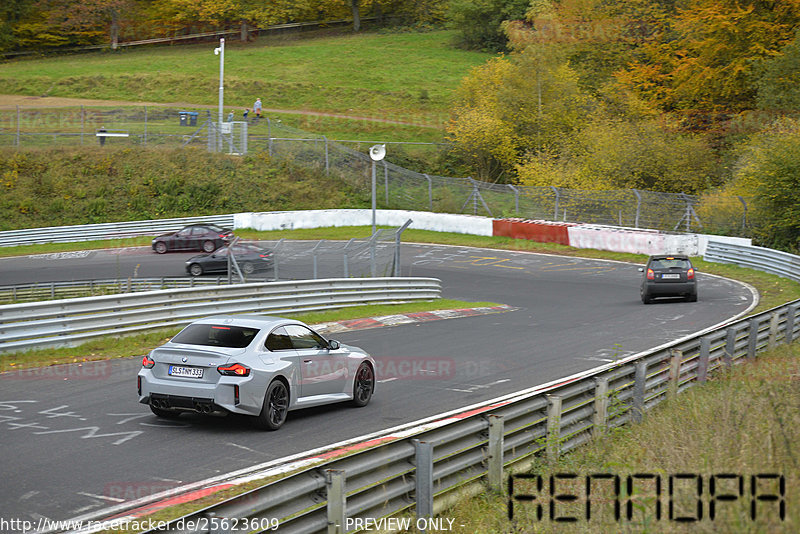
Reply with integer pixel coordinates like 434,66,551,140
0,244,755,526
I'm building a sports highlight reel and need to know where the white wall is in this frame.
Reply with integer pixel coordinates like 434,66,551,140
235,210,494,236
234,210,751,256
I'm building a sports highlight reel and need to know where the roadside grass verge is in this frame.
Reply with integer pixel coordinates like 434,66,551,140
0,299,499,372
0,31,490,126
439,343,800,533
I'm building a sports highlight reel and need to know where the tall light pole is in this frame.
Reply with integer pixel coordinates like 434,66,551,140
369,144,386,234
214,38,225,152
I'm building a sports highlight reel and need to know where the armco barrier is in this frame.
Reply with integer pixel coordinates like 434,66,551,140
0,277,441,353
0,210,751,256
0,214,234,247
705,241,800,282
127,297,797,534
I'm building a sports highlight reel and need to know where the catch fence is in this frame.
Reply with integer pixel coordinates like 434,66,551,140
1,106,753,236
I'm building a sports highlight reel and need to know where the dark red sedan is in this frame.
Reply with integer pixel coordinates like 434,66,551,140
151,224,233,254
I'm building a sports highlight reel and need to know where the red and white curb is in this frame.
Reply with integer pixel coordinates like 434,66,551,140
313,305,517,335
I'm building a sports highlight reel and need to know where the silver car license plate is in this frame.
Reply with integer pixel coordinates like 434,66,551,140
169,365,204,379
662,273,680,279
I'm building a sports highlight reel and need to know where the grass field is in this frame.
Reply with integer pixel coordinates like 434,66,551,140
0,31,491,131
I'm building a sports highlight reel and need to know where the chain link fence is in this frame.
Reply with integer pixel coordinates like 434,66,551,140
1,105,753,236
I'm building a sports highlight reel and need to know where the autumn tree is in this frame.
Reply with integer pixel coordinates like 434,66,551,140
756,29,800,112
448,0,530,52
44,0,138,48
0,0,36,52
617,0,800,113
727,123,800,250
447,46,594,182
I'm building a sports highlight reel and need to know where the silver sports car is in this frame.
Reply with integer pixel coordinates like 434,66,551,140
137,315,375,430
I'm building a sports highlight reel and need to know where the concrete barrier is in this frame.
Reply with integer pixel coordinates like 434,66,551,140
235,210,494,236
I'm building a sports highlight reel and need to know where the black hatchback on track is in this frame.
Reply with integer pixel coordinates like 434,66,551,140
639,254,698,304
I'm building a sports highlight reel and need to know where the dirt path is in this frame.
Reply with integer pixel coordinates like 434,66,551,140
0,94,439,128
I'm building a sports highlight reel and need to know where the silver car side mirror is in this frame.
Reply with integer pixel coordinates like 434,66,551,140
328,340,340,350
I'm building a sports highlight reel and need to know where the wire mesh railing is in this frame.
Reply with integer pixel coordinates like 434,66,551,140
1,106,754,236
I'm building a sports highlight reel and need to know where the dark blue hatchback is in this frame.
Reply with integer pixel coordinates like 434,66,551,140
639,254,698,304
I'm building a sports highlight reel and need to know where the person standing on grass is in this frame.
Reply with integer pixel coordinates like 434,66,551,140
253,98,262,121
227,110,234,122
243,108,249,121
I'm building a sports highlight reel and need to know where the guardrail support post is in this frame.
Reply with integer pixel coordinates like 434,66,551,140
769,312,780,349
413,439,434,529
724,328,736,369
632,361,647,423
326,469,346,534
697,337,711,384
593,378,609,438
787,305,798,344
669,349,682,400
747,318,760,360
546,395,562,462
487,415,504,492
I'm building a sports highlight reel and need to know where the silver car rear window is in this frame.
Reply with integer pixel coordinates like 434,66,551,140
172,324,259,348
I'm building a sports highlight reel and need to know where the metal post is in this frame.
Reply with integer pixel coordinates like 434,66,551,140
311,240,325,280
593,377,608,438
787,305,798,344
632,360,646,423
424,174,433,211
343,238,355,278
413,440,434,530
508,184,519,215
697,337,710,383
724,328,736,369
394,219,412,277
550,186,560,221
215,38,225,153
487,415,504,492
324,136,329,176
272,238,284,281
738,195,748,231
668,349,682,400
384,161,389,206
326,469,346,534
267,117,272,157
632,189,642,228
144,105,148,146
80,105,84,145
369,231,377,278
16,105,20,147
747,318,759,360
768,311,780,348
546,395,562,462
371,161,377,235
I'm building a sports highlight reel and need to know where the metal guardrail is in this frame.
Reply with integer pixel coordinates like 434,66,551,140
0,277,441,354
0,277,259,304
0,214,234,247
130,296,798,534
705,241,800,282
